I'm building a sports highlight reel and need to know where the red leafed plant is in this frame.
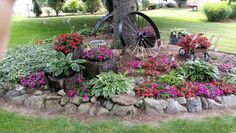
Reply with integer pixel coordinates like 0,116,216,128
177,34,211,50
53,33,82,55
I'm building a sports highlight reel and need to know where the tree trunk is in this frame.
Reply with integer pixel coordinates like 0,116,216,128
112,0,136,49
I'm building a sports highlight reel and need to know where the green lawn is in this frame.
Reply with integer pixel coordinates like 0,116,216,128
0,109,236,133
10,8,236,53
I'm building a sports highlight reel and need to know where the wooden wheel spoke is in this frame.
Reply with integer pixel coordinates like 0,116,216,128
123,22,138,35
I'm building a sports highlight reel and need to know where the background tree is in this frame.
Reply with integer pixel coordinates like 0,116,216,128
142,0,150,10
174,0,187,7
85,0,101,14
32,0,43,17
47,0,65,16
64,0,80,13
229,0,236,5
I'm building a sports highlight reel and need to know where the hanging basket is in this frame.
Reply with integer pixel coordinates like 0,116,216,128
84,58,117,79
45,72,83,92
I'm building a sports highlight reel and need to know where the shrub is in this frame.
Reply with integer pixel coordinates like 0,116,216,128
47,0,65,16
90,71,135,99
148,2,157,10
229,3,236,19
178,60,220,82
224,69,236,84
44,52,86,77
32,0,42,17
53,33,82,55
142,0,150,10
0,44,56,83
85,0,101,14
203,2,232,22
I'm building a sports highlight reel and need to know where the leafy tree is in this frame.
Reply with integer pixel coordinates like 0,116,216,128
142,0,150,10
229,0,236,5
64,0,80,13
85,0,101,14
47,0,65,16
32,0,43,17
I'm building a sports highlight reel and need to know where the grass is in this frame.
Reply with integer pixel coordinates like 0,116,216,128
0,109,236,133
10,8,236,53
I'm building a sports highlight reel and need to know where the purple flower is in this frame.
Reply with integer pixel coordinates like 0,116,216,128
128,60,144,69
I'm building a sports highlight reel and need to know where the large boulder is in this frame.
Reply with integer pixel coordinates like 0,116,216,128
207,98,224,109
71,96,82,106
3,90,21,101
24,96,45,110
222,95,236,107
58,89,66,96
175,97,187,105
11,94,29,105
45,100,63,112
201,97,209,109
97,107,109,115
166,101,188,114
60,96,70,106
104,100,114,110
143,98,164,114
78,103,93,114
64,103,77,114
187,97,202,112
112,94,142,106
110,104,138,116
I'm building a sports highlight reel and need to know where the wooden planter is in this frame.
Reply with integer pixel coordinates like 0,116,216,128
84,58,117,79
45,72,83,92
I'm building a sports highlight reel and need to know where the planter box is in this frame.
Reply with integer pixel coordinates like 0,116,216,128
84,58,117,79
45,72,83,92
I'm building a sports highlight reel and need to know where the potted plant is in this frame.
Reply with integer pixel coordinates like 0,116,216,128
44,52,86,92
169,28,188,45
53,33,83,58
82,48,116,79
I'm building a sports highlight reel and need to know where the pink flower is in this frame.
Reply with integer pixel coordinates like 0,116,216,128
77,78,83,84
82,85,87,92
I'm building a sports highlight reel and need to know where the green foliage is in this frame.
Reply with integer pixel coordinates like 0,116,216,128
148,2,157,10
203,2,232,22
178,60,220,82
170,28,188,38
32,0,43,17
0,44,56,83
44,52,86,77
142,0,150,10
47,0,65,16
85,0,101,14
229,3,236,19
78,28,95,36
224,69,236,84
158,71,183,88
90,71,135,99
63,0,80,13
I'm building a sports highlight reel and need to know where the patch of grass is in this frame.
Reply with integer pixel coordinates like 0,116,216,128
1,109,236,133
10,9,236,53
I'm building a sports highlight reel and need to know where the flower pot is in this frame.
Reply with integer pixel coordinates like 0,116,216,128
45,72,83,92
169,36,179,45
84,58,117,79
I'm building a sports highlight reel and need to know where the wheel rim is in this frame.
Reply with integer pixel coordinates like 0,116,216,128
119,12,161,60
179,48,186,56
94,13,113,35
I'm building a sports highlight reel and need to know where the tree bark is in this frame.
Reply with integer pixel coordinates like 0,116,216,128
112,0,136,49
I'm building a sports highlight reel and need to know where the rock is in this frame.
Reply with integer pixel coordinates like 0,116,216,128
201,97,209,109
105,101,114,110
90,96,97,104
11,94,29,105
143,98,163,114
159,99,169,109
78,103,93,113
58,89,66,96
97,107,109,115
214,96,223,103
207,98,224,109
60,96,70,106
19,89,27,95
175,97,187,105
134,77,144,86
222,95,236,107
166,101,187,114
110,104,137,116
187,97,202,112
45,100,62,112
167,98,175,102
71,96,82,105
15,85,25,91
0,89,5,97
88,105,97,116
46,95,61,100
24,96,45,110
34,90,43,95
3,83,15,90
3,90,21,101
134,100,143,108
112,94,142,106
64,103,77,114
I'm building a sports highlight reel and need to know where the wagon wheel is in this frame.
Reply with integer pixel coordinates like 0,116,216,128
189,50,196,61
179,48,186,57
94,13,113,35
119,12,161,60
204,52,210,62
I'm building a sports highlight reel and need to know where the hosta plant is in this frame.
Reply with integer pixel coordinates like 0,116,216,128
158,71,184,88
90,71,135,99
44,52,86,78
178,60,220,82
224,69,236,84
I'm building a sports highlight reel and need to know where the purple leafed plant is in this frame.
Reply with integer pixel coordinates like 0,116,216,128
20,72,46,89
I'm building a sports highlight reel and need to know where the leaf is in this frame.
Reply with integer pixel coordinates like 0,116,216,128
57,52,66,59
71,63,80,72
54,69,63,77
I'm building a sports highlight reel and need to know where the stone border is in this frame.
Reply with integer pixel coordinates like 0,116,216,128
1,84,236,116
